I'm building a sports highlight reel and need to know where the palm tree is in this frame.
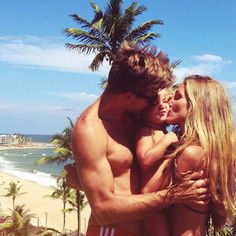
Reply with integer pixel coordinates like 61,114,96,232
36,117,87,236
2,181,26,210
64,0,163,71
44,177,75,234
36,117,74,166
0,205,35,236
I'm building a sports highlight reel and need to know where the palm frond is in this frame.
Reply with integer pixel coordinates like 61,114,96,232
170,59,182,70
103,0,122,34
105,0,122,19
99,76,108,89
64,208,75,213
55,147,72,156
36,154,72,166
131,5,147,17
131,32,160,45
50,134,64,142
50,131,71,150
69,13,107,42
127,20,163,41
69,14,92,29
64,28,101,43
91,18,105,33
66,116,74,129
89,51,112,71
118,4,147,38
65,43,103,54
120,2,138,32
70,10,110,46
90,2,104,24
124,2,138,15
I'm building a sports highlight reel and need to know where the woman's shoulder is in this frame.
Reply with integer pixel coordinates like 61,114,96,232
181,145,204,159
177,145,206,172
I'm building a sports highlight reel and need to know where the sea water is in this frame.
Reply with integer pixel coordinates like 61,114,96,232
0,134,72,187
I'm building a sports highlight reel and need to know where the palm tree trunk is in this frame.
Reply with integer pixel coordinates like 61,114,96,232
13,197,15,210
76,190,81,236
62,201,66,234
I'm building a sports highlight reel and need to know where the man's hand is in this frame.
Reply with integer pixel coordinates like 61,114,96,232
64,163,83,191
168,171,210,206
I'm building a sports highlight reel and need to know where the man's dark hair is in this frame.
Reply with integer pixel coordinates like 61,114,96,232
106,41,174,94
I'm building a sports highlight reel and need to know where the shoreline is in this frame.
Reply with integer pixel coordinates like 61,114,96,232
0,171,78,232
0,145,91,234
0,142,53,151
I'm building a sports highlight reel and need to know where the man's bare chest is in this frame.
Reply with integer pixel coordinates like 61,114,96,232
106,127,134,176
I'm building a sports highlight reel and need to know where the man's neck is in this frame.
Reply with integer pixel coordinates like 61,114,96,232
98,91,128,122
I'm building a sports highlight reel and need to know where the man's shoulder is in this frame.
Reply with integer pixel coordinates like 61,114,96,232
71,106,108,156
74,109,103,138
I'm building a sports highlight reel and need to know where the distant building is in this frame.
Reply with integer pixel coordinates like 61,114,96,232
0,134,28,146
0,134,11,145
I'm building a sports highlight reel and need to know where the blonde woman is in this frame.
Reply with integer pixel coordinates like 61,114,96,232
166,75,236,235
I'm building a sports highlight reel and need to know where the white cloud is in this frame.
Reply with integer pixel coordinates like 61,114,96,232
173,53,231,83
0,36,110,76
0,90,98,119
193,54,225,63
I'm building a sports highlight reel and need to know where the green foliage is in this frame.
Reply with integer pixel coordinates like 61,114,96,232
65,0,163,71
44,177,75,233
215,227,233,236
0,205,35,236
36,117,73,166
2,181,27,210
36,117,87,234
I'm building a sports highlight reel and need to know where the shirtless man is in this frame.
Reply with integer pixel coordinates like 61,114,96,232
68,42,208,236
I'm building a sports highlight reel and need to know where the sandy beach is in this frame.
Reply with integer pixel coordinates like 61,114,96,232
0,145,91,234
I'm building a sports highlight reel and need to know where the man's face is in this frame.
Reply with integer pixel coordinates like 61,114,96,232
130,90,158,113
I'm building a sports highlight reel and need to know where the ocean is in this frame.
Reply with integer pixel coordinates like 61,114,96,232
0,134,73,187
24,134,53,143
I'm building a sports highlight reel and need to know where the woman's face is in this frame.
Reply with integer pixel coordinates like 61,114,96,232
166,84,189,127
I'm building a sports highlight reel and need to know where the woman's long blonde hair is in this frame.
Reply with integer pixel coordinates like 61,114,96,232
172,75,236,229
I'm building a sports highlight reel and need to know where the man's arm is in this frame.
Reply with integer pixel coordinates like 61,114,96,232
72,120,208,225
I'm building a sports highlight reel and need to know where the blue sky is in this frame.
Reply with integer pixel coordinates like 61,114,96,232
0,0,236,134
